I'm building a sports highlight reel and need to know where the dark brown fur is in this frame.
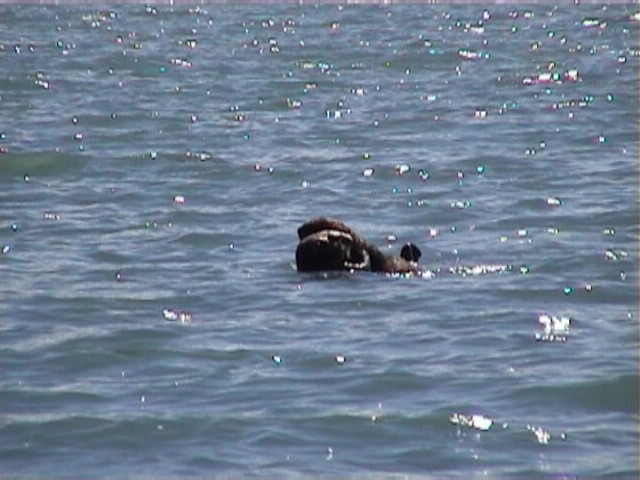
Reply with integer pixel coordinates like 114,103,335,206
296,217,421,274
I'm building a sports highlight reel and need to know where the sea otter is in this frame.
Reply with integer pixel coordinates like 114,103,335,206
295,217,422,274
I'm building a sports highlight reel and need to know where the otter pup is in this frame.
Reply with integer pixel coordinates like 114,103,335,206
295,217,421,274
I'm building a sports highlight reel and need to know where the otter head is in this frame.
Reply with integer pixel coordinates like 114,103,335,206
295,229,371,272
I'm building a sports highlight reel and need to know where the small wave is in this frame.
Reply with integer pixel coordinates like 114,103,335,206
505,374,639,414
0,151,85,178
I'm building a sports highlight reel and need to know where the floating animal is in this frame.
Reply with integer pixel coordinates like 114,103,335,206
295,217,421,274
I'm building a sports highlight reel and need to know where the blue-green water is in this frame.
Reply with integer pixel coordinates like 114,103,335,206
1,4,638,478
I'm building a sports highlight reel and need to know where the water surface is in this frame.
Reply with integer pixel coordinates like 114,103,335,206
1,4,638,478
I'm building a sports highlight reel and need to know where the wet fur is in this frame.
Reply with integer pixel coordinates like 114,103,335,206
296,217,421,274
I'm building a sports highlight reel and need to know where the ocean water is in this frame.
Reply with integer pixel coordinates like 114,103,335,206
1,4,638,478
